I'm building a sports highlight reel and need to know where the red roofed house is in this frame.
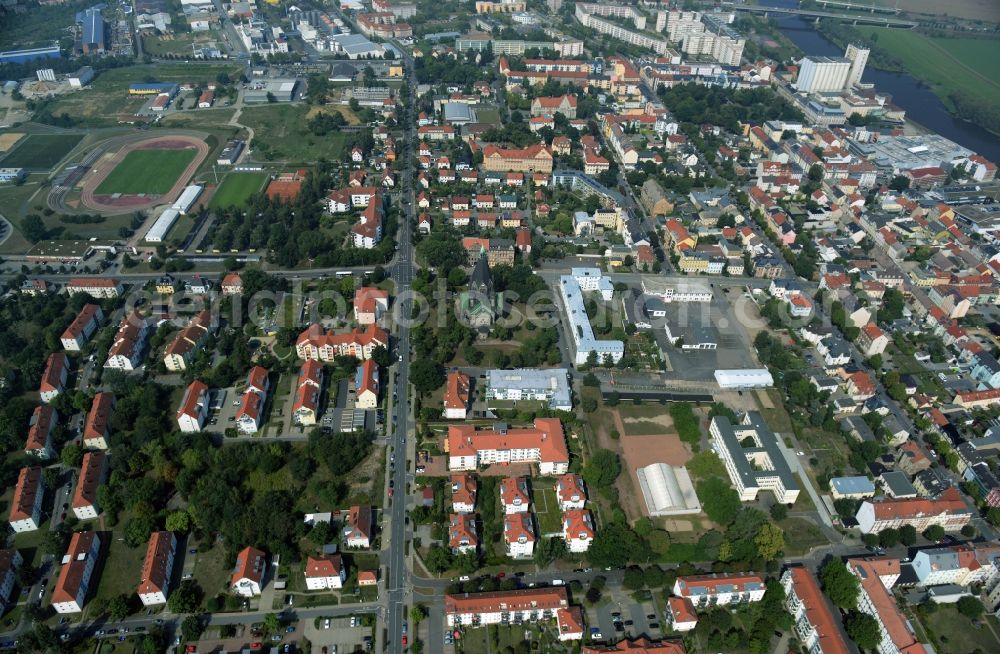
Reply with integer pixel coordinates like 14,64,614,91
481,144,553,174
666,596,698,632
954,388,1000,409
443,370,471,419
25,405,57,459
176,380,210,433
104,311,149,371
292,360,324,426
562,509,594,553
504,512,535,559
231,546,267,597
530,95,577,118
137,531,177,607
451,473,477,514
855,487,973,534
781,566,851,654
236,366,270,434
51,531,101,614
221,273,243,295
65,278,122,298
9,467,44,533
61,304,103,351
673,573,767,606
343,505,373,548
71,451,107,520
445,587,569,628
39,352,69,403
296,324,388,362
354,287,389,324
449,513,478,554
515,227,532,253
355,359,379,409
556,605,584,641
305,555,346,590
83,392,114,449
358,570,378,586
857,322,889,357
848,557,929,654
448,419,568,474
352,197,384,249
164,309,215,372
500,476,531,514
555,474,586,511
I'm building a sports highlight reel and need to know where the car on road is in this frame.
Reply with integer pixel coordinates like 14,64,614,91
323,619,331,629
401,636,407,647
402,622,407,635
285,626,295,633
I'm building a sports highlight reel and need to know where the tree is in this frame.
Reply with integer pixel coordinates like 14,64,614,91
698,477,742,526
410,360,444,395
181,616,205,644
166,510,191,533
889,175,910,191
878,528,900,549
923,524,945,542
410,605,426,627
899,525,917,546
61,443,84,468
264,613,281,634
107,594,131,621
769,504,787,521
753,522,785,560
845,612,880,651
622,567,645,590
582,449,620,488
371,345,391,369
819,558,858,609
957,595,984,619
168,580,204,614
961,524,977,538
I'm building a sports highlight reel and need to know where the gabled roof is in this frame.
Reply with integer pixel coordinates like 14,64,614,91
443,370,470,410
231,546,266,585
177,380,208,421
10,467,43,522
71,451,106,512
52,531,98,605
305,554,343,579
138,531,175,596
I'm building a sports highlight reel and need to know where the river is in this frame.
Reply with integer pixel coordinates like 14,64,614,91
756,0,1000,163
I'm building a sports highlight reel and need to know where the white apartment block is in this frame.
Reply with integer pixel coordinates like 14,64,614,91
61,304,103,351
448,419,569,475
9,467,44,533
137,531,176,607
674,573,767,608
855,488,972,535
781,567,852,654
0,549,24,615
710,413,800,505
557,274,624,366
504,513,536,559
305,555,346,590
445,588,570,628
52,532,101,614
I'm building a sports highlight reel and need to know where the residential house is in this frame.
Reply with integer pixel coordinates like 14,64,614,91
0,549,24,615
343,505,373,548
9,467,43,533
71,451,106,520
555,474,586,511
137,531,177,606
504,512,536,559
39,352,69,403
673,573,767,608
451,473,477,514
61,304,103,351
163,310,214,371
292,360,324,426
83,392,114,449
221,273,243,295
500,476,531,514
66,278,122,298
231,546,267,597
449,513,478,554
857,322,889,357
25,405,57,459
104,312,149,371
296,324,388,362
51,532,101,613
443,370,471,419
305,555,346,590
665,597,698,632
855,488,973,534
355,359,379,409
354,288,390,324
562,509,594,553
176,380,210,433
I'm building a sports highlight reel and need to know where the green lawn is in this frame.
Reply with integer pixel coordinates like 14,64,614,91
777,517,828,556
240,105,347,162
193,543,234,599
854,28,1000,116
95,149,197,195
1,133,83,170
476,107,501,125
533,486,562,536
210,173,267,209
914,603,1000,654
88,524,149,615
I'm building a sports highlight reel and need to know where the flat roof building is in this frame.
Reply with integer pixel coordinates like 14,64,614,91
710,413,800,505
714,369,774,389
557,274,624,366
485,368,572,411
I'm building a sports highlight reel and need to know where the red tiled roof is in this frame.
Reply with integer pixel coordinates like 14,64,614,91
555,474,586,505
52,531,98,605
448,418,568,464
785,567,851,654
177,380,208,421
504,512,535,544
500,477,530,508
26,405,55,452
850,559,927,654
448,513,478,549
231,546,266,585
445,587,568,615
305,554,343,579
40,352,68,393
443,370,470,411
71,451,106,511
138,531,175,596
451,473,477,508
62,304,101,341
10,467,42,522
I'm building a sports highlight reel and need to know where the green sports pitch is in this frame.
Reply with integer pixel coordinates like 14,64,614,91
95,149,197,195
209,172,267,208
0,133,83,170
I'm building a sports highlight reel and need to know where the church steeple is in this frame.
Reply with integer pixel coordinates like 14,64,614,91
469,249,494,296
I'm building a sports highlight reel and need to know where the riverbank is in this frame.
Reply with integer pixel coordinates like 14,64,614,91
815,22,1000,137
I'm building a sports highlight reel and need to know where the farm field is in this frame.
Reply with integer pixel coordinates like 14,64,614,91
240,104,348,162
0,133,83,170
874,0,1000,22
854,28,1000,113
209,172,267,208
95,149,197,195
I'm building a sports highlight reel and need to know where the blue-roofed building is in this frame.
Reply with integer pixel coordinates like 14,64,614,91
0,45,62,65
81,9,106,54
830,476,877,500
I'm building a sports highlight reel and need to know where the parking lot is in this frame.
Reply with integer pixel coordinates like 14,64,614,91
303,615,376,653
587,590,665,644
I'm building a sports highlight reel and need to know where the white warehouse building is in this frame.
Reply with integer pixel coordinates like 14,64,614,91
172,185,203,214
144,209,179,243
715,369,774,389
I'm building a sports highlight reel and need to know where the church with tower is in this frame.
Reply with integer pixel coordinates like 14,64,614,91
459,250,505,336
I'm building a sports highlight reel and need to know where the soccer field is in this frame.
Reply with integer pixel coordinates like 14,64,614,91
95,149,197,195
0,133,83,170
209,172,267,208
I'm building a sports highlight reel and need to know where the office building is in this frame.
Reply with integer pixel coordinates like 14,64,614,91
710,413,800,504
795,56,851,93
